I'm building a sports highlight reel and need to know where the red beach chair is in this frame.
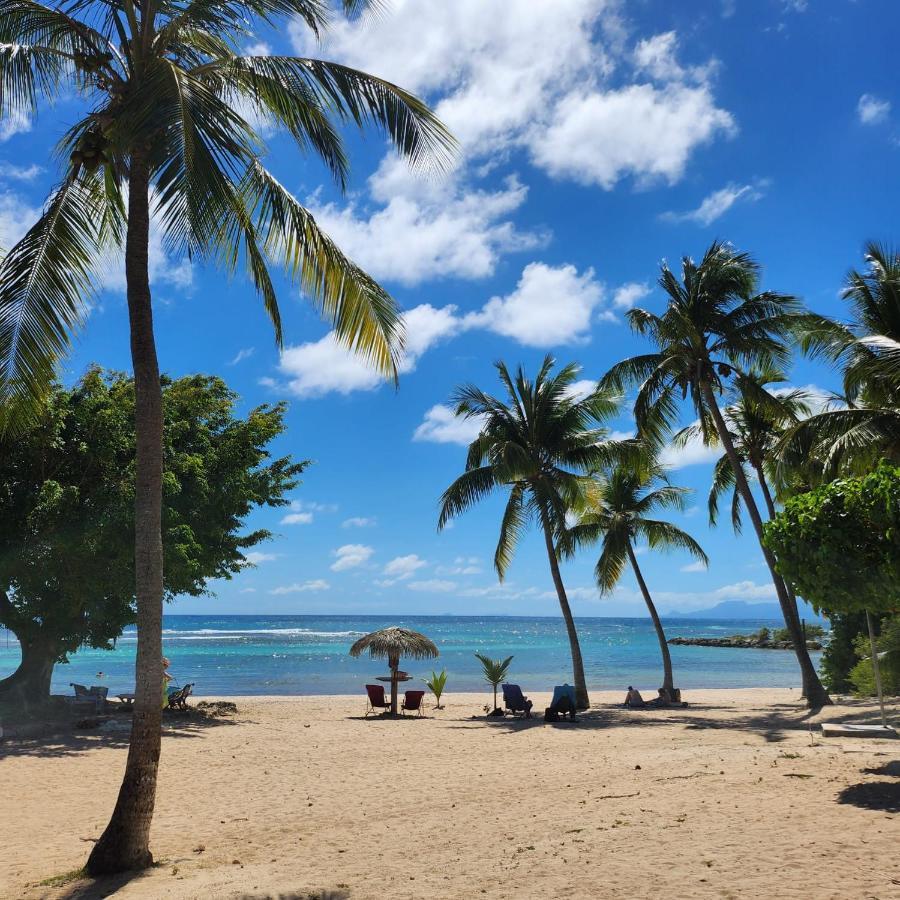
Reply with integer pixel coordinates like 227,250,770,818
401,690,426,717
365,684,391,716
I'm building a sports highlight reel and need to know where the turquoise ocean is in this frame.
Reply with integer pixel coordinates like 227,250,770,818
0,615,820,696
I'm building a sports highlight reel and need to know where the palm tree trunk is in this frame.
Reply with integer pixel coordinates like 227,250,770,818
701,381,830,707
754,465,806,650
87,152,165,875
625,541,674,696
540,513,589,710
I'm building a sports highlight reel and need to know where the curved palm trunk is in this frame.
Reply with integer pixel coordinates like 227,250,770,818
540,514,589,710
625,542,674,696
702,382,830,707
754,465,806,646
88,154,165,875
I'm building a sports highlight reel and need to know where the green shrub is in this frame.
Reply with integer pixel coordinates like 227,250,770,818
425,669,448,708
848,616,900,697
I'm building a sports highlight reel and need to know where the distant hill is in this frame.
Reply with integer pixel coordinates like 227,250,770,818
664,600,827,622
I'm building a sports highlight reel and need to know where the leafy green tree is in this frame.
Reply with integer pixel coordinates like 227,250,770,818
601,241,830,707
0,0,451,873
820,612,868,693
475,653,512,714
439,358,623,710
849,617,900,697
0,367,303,705
563,460,707,698
784,243,900,476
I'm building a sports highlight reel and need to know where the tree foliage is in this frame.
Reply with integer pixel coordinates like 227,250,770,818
0,366,304,698
763,463,900,615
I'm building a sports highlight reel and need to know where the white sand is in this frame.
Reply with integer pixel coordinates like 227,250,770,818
2,689,898,899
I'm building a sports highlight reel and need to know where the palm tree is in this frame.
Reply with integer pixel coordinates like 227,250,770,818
782,243,900,476
475,653,513,714
0,0,453,874
563,460,707,699
601,241,831,707
438,357,623,710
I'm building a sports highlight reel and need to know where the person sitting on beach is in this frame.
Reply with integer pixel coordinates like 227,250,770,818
624,686,645,708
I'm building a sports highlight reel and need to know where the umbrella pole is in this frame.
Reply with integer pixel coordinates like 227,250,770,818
390,653,399,716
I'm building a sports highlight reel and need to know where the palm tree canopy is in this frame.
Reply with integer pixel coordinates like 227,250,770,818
563,458,707,594
600,241,803,445
437,356,626,578
778,243,900,479
349,626,439,661
0,0,456,417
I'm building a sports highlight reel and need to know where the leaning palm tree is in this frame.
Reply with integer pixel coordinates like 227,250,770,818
438,357,623,710
0,0,453,874
782,243,900,476
563,459,707,699
601,242,831,707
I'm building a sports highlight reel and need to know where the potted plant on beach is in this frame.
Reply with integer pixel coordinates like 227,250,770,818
475,653,512,716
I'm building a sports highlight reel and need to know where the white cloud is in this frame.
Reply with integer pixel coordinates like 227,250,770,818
243,551,278,565
343,516,376,528
330,544,374,571
0,191,40,251
612,282,650,310
407,578,458,593
269,579,330,595
230,347,255,365
661,181,767,226
275,301,462,398
680,560,707,573
308,164,541,286
290,3,734,283
0,110,31,142
436,557,482,576
659,430,719,469
383,554,428,580
240,587,257,594
245,40,272,56
531,83,735,190
0,162,42,180
413,404,485,445
565,379,599,401
280,512,313,525
857,94,890,126
465,262,605,346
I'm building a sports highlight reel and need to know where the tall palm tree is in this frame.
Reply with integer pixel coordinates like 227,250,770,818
0,0,453,874
438,357,622,710
563,460,707,698
782,243,900,476
600,241,831,707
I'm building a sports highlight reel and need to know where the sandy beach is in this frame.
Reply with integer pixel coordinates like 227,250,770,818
2,688,898,900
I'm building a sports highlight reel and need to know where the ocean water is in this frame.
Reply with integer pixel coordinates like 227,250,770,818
0,615,821,696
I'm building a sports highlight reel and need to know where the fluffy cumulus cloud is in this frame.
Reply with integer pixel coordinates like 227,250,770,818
659,430,720,469
857,94,891,126
289,1,734,284
412,404,485,445
661,181,767,226
383,554,428,580
275,261,629,398
0,191,41,251
280,511,313,525
330,544,374,572
307,162,542,286
342,516,376,528
243,551,278,565
612,282,651,310
465,262,605,346
269,579,330,595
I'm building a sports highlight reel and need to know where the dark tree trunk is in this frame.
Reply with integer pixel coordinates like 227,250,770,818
87,153,165,875
0,626,58,707
540,514,589,710
702,382,831,707
626,541,674,696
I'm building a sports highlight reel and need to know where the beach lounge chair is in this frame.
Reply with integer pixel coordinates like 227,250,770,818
501,684,533,718
546,684,578,721
70,683,108,713
167,683,194,710
365,684,391,716
401,690,426,717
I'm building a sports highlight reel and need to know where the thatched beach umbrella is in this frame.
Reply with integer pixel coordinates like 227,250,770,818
349,627,439,715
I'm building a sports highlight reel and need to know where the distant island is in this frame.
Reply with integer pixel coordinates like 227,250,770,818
669,625,826,651
664,600,828,622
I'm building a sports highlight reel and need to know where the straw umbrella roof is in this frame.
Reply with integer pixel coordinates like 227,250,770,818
349,626,439,661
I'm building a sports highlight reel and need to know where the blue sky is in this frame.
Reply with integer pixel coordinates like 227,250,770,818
1,0,896,616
